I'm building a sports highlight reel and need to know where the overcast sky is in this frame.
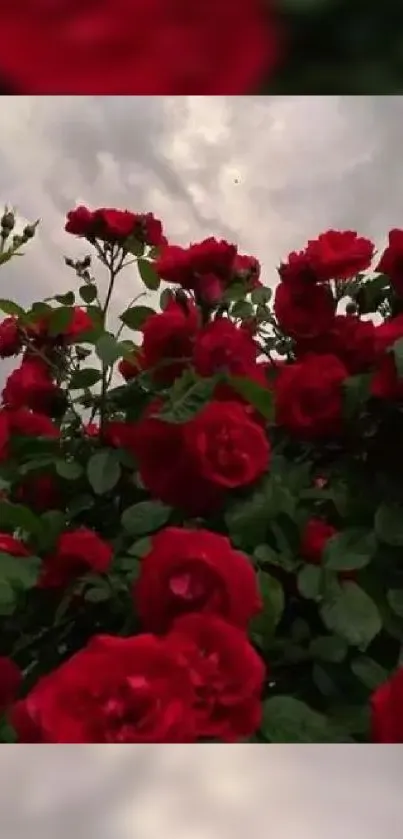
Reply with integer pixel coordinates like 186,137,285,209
1,95,403,316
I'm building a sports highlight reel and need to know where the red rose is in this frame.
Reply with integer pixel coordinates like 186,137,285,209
375,314,403,356
16,473,61,513
296,315,377,374
233,253,262,289
127,409,222,515
66,206,166,247
0,317,22,358
185,400,270,489
167,613,265,742
371,353,403,400
278,249,316,285
274,277,336,341
305,230,374,282
371,667,403,742
301,518,337,564
142,300,199,384
156,238,238,302
0,533,30,557
11,633,196,743
0,408,59,462
275,354,348,438
0,1,278,96
2,358,58,413
65,206,95,236
118,350,144,382
0,657,21,714
193,318,258,377
83,421,100,437
134,527,261,633
40,528,113,588
376,229,403,296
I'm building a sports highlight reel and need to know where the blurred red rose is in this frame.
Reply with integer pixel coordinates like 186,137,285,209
0,317,22,358
376,229,403,296
275,354,348,438
118,351,144,382
0,533,30,557
65,206,166,248
305,230,374,282
141,300,199,384
193,317,257,377
134,527,261,633
371,353,403,401
296,314,377,374
371,667,403,742
184,400,270,489
0,1,279,96
156,238,238,303
301,518,337,565
40,528,113,588
2,358,58,413
274,276,336,341
167,613,265,742
11,633,196,743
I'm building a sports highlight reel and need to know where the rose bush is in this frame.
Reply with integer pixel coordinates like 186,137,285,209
1,207,403,742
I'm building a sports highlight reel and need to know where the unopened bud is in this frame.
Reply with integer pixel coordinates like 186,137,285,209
82,255,91,268
23,224,36,240
1,210,15,233
64,257,75,268
12,234,23,248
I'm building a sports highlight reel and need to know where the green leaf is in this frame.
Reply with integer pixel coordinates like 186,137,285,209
0,552,41,592
0,501,42,536
125,236,144,257
160,289,173,310
254,544,297,573
231,300,254,319
127,537,152,558
228,376,275,421
393,337,403,379
342,373,371,420
321,582,382,649
38,510,66,553
87,449,122,495
55,291,75,305
79,284,97,304
323,528,376,571
262,696,336,743
0,299,25,317
138,258,160,290
96,333,125,366
225,476,272,551
251,571,284,644
251,286,272,305
55,460,83,480
121,500,172,537
387,589,403,618
374,502,403,546
47,306,73,336
351,656,388,691
158,376,218,424
297,564,322,601
70,368,102,389
120,305,155,330
0,580,16,615
310,635,348,663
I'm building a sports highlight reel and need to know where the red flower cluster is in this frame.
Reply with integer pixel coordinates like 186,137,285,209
39,528,113,589
156,238,261,304
65,206,166,248
0,407,58,462
11,614,264,743
279,230,374,286
371,667,403,742
0,1,279,95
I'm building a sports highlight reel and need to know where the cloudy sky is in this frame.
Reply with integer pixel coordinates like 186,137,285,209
1,95,403,318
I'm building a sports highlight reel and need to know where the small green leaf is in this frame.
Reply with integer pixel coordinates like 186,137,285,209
0,501,42,536
138,259,160,290
310,635,348,663
70,368,102,389
231,300,254,319
158,376,218,424
323,528,376,571
87,449,121,495
47,306,73,336
55,460,83,480
262,696,336,743
297,564,322,601
228,376,274,421
321,582,382,649
375,502,403,546
96,333,124,366
160,289,173,310
387,589,403,618
251,570,284,644
127,537,152,557
0,552,41,592
0,580,16,615
351,656,388,691
251,286,272,305
0,299,25,317
120,305,155,330
254,544,297,573
55,291,75,305
121,500,171,537
79,284,97,304
342,373,371,420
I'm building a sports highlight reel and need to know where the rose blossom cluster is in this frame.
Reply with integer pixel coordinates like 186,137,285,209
2,208,403,743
